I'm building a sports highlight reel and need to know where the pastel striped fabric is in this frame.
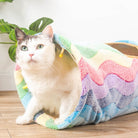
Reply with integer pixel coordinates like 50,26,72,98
14,34,138,129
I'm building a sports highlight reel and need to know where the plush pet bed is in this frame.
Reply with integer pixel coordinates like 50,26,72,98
14,34,138,129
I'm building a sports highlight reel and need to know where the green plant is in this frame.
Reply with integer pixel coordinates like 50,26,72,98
0,17,53,62
0,0,13,2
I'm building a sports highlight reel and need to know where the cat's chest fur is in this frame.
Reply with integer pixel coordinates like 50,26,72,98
22,70,74,96
21,66,80,114
22,68,80,115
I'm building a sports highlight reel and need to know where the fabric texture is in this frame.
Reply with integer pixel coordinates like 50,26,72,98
14,34,138,129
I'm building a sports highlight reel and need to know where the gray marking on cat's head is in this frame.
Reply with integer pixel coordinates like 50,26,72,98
15,28,38,45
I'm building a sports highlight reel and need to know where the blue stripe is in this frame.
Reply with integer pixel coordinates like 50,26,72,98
21,92,32,109
115,40,138,46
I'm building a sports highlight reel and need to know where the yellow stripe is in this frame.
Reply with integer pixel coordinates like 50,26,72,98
14,70,23,85
36,113,53,126
71,44,82,63
87,49,133,70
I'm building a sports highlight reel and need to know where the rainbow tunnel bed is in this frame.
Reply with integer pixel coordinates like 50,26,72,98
14,34,138,129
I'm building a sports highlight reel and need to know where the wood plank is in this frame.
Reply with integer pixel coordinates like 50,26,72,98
0,130,10,138
0,91,138,138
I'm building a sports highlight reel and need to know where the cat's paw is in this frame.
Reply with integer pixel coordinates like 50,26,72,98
16,115,32,125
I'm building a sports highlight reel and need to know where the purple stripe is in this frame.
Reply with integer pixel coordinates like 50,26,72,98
98,87,138,109
81,73,138,99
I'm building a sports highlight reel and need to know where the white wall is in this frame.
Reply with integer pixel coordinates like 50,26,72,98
0,0,138,90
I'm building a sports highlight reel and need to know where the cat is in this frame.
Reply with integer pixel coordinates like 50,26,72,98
15,26,82,125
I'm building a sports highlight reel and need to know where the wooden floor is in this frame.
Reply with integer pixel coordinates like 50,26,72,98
0,91,138,138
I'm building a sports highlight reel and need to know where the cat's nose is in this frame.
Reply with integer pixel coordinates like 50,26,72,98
29,54,34,57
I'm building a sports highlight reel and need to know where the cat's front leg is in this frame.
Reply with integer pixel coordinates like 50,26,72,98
55,94,76,124
16,97,42,125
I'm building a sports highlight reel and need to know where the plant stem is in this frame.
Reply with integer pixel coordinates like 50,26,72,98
0,42,15,44
0,32,6,34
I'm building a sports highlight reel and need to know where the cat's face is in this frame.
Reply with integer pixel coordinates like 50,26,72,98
15,26,55,70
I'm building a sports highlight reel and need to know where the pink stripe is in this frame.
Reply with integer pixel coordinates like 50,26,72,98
79,58,138,85
15,64,21,71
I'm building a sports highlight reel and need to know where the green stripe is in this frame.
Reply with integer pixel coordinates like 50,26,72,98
59,36,71,53
45,119,58,129
74,43,123,59
17,80,28,99
57,35,122,59
75,45,97,58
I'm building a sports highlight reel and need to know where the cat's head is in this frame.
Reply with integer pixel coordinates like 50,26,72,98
15,26,55,70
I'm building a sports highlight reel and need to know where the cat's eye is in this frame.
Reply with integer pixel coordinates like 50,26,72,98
21,45,28,51
36,44,44,49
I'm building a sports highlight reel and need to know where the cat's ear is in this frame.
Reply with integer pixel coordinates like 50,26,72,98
15,28,26,41
42,26,53,40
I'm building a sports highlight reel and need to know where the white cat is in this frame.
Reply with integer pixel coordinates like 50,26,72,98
15,26,82,125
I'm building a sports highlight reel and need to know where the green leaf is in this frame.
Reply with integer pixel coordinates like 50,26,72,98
0,19,18,34
21,28,36,35
8,44,17,62
29,17,53,33
9,29,17,42
27,30,37,35
0,0,13,2
0,24,11,33
9,23,18,29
